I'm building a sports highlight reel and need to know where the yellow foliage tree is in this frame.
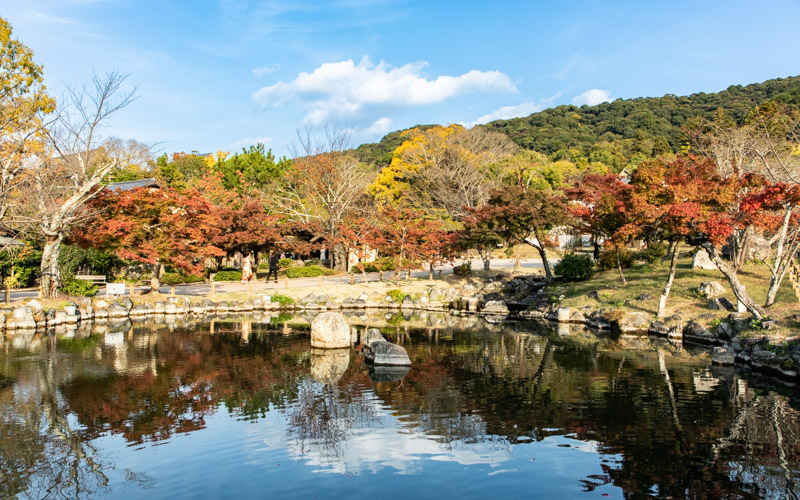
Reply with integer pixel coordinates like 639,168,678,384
0,15,55,227
369,124,515,217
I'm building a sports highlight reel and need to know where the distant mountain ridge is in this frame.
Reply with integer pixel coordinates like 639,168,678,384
355,75,800,168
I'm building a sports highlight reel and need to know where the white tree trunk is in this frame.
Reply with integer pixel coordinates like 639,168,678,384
39,235,62,298
657,241,681,317
150,262,161,293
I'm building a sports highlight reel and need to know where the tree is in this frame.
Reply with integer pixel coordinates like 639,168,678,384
369,124,516,218
77,186,224,291
215,143,291,193
0,16,55,236
466,186,571,281
26,72,137,297
568,174,635,284
272,127,373,271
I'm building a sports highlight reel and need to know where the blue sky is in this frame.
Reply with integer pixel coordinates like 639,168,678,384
2,0,799,158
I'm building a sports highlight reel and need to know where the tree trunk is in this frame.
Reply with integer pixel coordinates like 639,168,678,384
150,262,162,293
333,244,347,272
700,242,768,319
532,227,553,282
479,249,490,270
765,204,795,307
615,246,627,285
657,241,681,317
429,262,434,280
39,235,62,298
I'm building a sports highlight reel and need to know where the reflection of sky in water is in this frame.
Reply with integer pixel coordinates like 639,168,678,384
87,381,623,499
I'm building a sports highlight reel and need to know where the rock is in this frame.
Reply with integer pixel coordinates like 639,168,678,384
108,303,129,318
762,319,778,331
118,298,134,312
130,304,148,317
11,306,37,329
587,290,600,300
683,320,720,345
364,340,412,366
716,322,733,340
309,348,350,384
361,327,385,346
692,249,717,270
711,346,735,366
63,302,78,316
310,312,352,348
94,299,110,309
649,320,669,336
27,299,44,311
481,300,509,315
153,301,166,314
165,303,178,315
368,365,410,383
708,298,722,310
400,295,414,310
728,313,750,334
718,297,736,312
617,311,651,334
53,310,67,326
699,281,725,299
570,308,586,324
556,307,572,323
636,293,653,301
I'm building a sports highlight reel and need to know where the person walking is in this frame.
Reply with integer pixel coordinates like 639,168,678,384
267,252,280,283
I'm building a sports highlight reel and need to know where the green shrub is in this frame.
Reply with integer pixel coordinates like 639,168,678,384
597,248,635,271
453,262,472,276
303,258,322,267
59,277,98,297
278,258,296,269
270,294,295,305
386,289,407,303
161,272,204,285
636,242,668,266
285,265,333,278
213,270,242,281
554,253,594,281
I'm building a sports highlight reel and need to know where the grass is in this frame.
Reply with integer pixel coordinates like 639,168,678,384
557,250,800,334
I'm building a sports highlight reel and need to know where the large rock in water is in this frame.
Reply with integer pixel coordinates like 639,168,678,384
692,249,716,270
310,311,352,348
360,327,385,346
365,340,411,366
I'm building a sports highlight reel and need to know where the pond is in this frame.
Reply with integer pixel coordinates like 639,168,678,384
1,315,799,498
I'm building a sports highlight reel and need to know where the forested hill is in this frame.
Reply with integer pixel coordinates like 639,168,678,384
355,75,800,169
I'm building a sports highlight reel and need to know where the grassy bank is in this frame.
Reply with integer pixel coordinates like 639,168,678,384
554,249,799,334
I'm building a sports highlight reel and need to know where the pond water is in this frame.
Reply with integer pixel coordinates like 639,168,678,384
1,315,799,499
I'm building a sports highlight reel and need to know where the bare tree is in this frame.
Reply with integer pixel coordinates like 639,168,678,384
23,71,138,297
272,126,374,270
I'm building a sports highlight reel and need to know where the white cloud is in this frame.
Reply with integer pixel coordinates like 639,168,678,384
572,89,611,106
252,65,280,79
252,57,517,125
364,117,392,135
460,101,541,128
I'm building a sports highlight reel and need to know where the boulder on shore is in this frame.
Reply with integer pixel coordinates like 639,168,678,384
692,249,716,270
698,281,725,299
310,311,352,348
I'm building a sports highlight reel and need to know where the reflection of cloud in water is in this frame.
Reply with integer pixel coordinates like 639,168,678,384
265,381,513,475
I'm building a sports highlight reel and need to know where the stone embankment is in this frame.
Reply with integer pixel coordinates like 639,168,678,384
3,273,797,383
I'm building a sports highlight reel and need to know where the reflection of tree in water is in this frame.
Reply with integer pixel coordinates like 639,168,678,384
286,380,383,466
2,319,800,498
0,335,115,498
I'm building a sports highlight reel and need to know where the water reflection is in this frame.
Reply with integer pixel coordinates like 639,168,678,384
0,315,798,498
